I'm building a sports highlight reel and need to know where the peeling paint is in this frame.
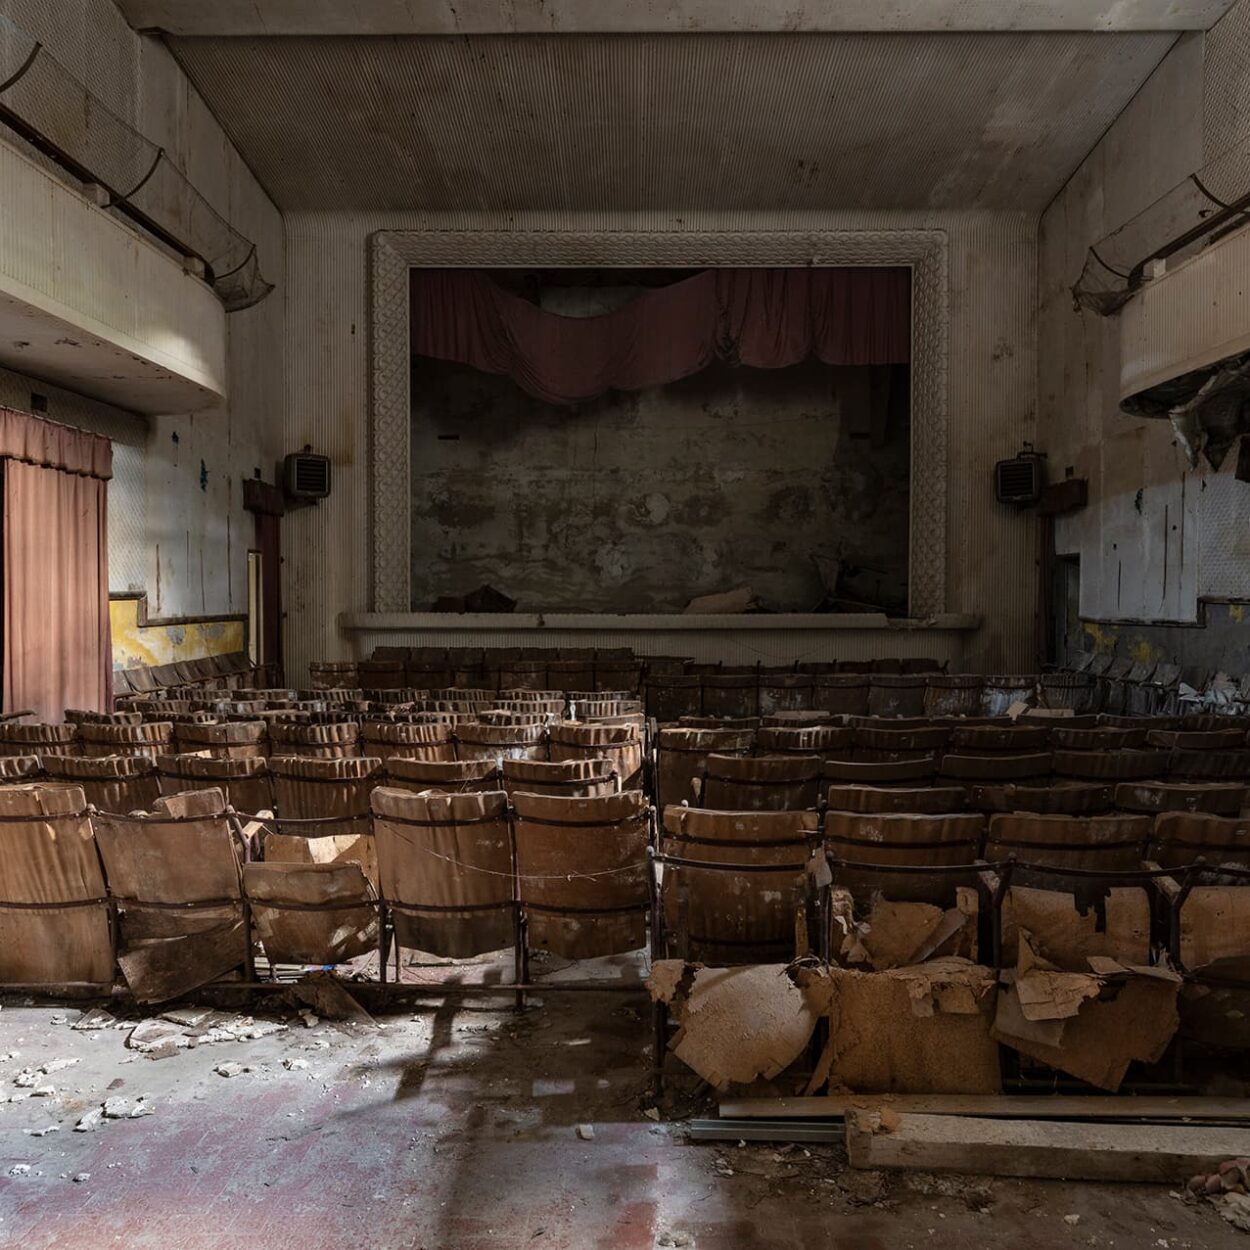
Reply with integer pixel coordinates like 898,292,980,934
109,598,244,671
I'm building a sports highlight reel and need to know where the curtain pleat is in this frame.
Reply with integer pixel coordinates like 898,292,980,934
1,408,111,722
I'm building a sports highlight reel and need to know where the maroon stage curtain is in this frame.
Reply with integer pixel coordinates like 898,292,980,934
1,408,112,723
410,267,910,405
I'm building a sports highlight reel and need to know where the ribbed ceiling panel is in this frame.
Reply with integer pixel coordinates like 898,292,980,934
167,31,1174,211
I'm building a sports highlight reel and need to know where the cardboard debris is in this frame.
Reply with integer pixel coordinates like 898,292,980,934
1002,887,1150,970
800,958,1001,1096
991,935,1181,1091
833,889,978,971
647,962,822,1090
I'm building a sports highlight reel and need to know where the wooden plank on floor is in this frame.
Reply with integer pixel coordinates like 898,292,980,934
845,1111,1250,1182
720,1094,1250,1122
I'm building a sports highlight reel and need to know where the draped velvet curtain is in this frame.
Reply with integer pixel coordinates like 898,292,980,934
410,267,911,405
0,408,112,722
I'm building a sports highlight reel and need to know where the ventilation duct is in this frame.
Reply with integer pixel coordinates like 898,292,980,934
0,15,272,312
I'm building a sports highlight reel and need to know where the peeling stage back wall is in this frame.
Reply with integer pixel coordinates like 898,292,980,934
410,358,908,614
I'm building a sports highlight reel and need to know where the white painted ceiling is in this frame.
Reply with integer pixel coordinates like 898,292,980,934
160,29,1183,213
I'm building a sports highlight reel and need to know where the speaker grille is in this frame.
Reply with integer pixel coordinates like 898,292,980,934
284,453,331,500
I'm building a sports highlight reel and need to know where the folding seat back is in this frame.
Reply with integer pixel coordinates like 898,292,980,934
594,661,644,695
1039,671,1098,713
93,789,246,1001
267,720,362,759
361,720,454,765
267,756,384,879
243,861,377,968
477,709,552,727
308,662,358,690
0,723,79,758
984,812,1151,871
981,675,1037,717
938,752,1052,784
41,754,160,813
1115,780,1247,817
371,787,514,958
657,805,818,960
1151,812,1250,869
172,719,268,759
646,672,702,722
758,672,813,717
359,659,406,690
696,753,823,811
678,716,760,729
548,721,643,789
568,697,644,721
512,789,649,959
384,758,500,794
824,809,984,904
1051,726,1147,750
701,671,760,719
946,724,1051,754
497,691,566,714
454,721,547,763
501,758,619,798
0,755,43,787
0,784,112,987
1052,747,1169,781
655,727,754,809
825,784,966,815
853,723,949,761
761,711,840,727
923,674,983,718
156,754,273,816
821,755,938,787
755,725,854,758
78,721,173,760
1148,728,1248,750
866,674,927,718
813,674,870,716
968,782,1113,815
1168,749,1250,781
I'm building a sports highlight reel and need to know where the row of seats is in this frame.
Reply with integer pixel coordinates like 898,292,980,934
4,779,1242,997
309,650,946,698
655,730,1250,809
0,718,645,777
111,652,276,696
0,754,633,819
0,782,653,995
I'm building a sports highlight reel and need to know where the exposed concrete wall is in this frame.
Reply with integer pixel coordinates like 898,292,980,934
410,355,908,614
0,0,286,628
284,209,1037,683
1038,11,1250,670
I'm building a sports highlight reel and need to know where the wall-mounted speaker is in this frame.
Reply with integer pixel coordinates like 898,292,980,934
283,450,331,502
994,445,1046,507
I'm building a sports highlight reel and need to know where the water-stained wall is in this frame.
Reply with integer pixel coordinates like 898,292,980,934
410,356,909,613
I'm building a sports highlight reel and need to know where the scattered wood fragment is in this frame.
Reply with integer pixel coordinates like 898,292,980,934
720,1093,1250,1123
845,1110,1250,1182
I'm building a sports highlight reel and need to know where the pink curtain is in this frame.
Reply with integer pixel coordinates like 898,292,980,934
410,267,911,405
2,409,112,722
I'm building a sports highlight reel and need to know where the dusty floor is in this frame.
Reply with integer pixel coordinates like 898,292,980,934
0,953,1245,1250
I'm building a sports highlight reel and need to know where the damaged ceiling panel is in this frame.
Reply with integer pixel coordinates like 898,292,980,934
163,31,1174,212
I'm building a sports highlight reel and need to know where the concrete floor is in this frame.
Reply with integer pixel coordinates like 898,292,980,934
0,953,1244,1250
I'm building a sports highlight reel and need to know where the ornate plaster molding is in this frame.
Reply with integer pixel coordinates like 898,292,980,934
369,229,948,615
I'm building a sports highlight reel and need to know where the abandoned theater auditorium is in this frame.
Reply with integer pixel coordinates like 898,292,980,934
11,4,1250,1247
